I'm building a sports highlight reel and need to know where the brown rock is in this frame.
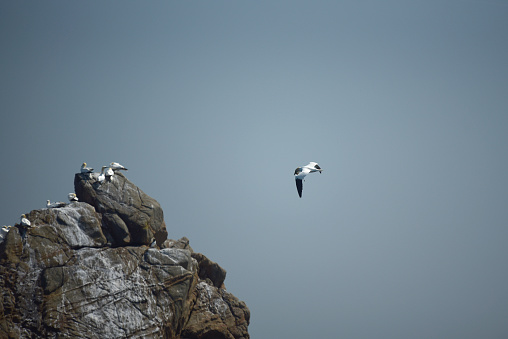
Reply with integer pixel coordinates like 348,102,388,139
192,252,227,288
182,281,250,339
0,175,249,338
74,172,168,246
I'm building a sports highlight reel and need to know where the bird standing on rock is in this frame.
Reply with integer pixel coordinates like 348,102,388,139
98,166,115,182
0,225,12,242
68,193,78,202
20,214,31,227
46,200,66,208
80,162,94,173
110,162,128,171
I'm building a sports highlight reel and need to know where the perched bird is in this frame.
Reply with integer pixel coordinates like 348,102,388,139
20,214,31,227
98,166,106,182
105,166,114,178
68,193,78,202
294,162,323,198
98,166,114,183
47,200,66,208
110,162,128,171
81,162,94,173
0,225,12,242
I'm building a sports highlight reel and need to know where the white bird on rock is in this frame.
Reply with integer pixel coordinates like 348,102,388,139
110,162,128,171
20,214,31,227
0,225,12,242
47,200,66,208
98,166,114,183
68,193,78,202
105,166,114,178
294,162,323,198
98,166,106,182
81,162,94,173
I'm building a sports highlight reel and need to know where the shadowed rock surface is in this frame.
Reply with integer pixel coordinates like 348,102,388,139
0,173,249,339
74,172,168,247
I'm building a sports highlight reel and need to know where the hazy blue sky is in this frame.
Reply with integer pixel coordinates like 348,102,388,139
1,1,508,338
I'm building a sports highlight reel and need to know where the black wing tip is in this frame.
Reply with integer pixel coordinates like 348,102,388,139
295,178,303,198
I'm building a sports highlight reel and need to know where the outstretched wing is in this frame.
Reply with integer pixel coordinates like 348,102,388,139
295,178,303,198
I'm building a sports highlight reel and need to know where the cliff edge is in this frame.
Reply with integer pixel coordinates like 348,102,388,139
0,172,249,338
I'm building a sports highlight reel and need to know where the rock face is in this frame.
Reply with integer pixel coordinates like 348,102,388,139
0,173,249,338
74,172,168,247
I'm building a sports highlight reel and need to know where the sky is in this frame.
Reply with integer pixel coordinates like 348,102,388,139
1,1,508,338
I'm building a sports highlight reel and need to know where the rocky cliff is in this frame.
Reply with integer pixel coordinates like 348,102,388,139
0,172,249,338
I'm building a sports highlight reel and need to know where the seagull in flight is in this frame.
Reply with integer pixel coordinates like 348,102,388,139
294,162,323,198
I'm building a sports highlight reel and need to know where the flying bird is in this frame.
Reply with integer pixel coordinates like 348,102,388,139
68,193,78,202
294,162,323,198
110,162,128,171
81,162,94,173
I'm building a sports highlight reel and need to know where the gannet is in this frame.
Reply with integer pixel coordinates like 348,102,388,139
98,166,107,182
98,166,114,182
20,214,31,227
68,193,78,202
105,166,114,178
47,200,66,208
110,162,128,171
81,162,94,173
0,225,12,242
294,162,323,198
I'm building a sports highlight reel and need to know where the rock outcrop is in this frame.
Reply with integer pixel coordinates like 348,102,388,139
0,172,249,338
74,172,168,247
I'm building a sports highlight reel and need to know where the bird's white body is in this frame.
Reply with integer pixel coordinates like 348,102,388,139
110,162,128,171
98,166,106,182
294,162,323,198
0,225,12,242
105,167,114,177
81,162,94,173
99,166,114,182
47,200,66,208
68,193,78,202
20,214,31,227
